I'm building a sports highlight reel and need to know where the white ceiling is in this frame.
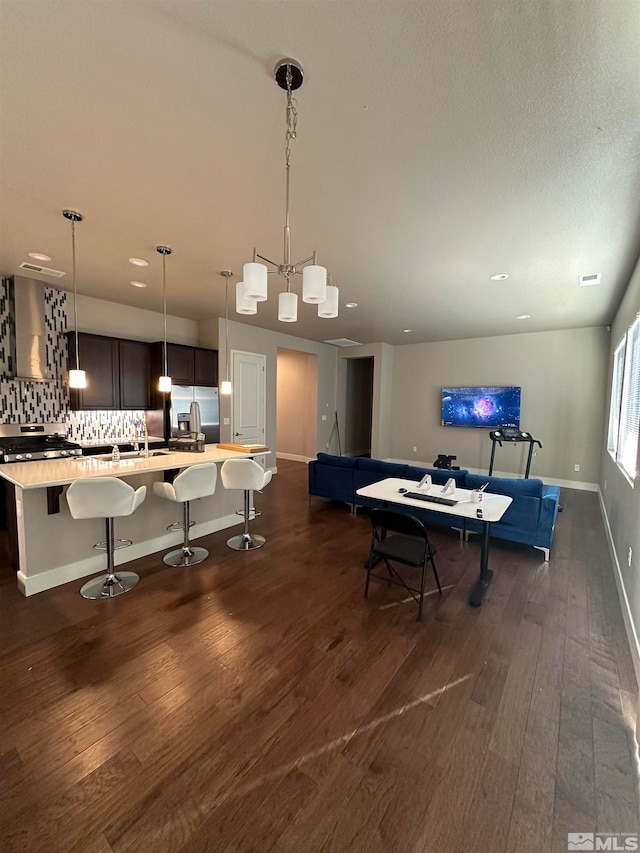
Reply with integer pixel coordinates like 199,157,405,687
1,0,639,346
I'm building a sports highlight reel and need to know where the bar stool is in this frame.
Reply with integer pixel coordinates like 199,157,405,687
220,458,272,550
66,477,147,600
153,462,218,566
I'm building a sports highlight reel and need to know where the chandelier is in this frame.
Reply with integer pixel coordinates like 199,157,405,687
236,59,339,323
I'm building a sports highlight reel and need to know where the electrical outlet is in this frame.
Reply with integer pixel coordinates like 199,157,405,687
574,464,580,472
604,479,607,491
223,418,230,425
412,446,417,452
326,442,330,450
321,415,327,421
629,547,633,568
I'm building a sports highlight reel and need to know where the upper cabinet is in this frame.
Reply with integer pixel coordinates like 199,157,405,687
67,333,151,410
153,343,218,387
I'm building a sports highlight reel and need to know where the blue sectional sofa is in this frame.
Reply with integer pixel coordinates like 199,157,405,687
308,453,561,559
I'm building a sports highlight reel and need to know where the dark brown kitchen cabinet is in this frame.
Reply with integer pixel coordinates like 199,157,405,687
153,343,218,388
68,333,119,410
119,339,151,409
67,333,151,410
194,347,218,386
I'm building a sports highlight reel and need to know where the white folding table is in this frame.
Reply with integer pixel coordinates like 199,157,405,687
356,477,513,606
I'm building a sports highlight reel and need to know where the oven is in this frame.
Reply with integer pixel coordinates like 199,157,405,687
0,423,82,464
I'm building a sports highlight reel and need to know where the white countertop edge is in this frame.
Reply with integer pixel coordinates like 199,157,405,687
0,445,267,490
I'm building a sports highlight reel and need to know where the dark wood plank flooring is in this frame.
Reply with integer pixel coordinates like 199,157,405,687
0,460,638,852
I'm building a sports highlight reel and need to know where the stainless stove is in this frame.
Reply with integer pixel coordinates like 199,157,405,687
0,423,82,463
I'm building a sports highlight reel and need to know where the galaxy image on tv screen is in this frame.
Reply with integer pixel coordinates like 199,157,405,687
441,386,521,428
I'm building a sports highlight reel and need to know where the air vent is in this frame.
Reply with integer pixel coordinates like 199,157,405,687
323,338,362,347
579,273,601,287
18,261,65,278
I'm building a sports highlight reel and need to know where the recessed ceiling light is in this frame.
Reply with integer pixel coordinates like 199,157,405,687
129,257,149,267
516,314,531,320
345,302,358,308
28,252,52,262
403,329,413,333
490,273,509,281
130,281,147,288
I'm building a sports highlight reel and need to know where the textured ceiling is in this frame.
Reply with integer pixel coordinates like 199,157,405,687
1,0,639,345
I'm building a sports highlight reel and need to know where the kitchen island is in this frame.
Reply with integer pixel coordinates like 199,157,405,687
0,446,269,596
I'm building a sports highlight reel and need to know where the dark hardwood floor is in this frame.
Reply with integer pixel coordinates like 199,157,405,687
0,460,638,852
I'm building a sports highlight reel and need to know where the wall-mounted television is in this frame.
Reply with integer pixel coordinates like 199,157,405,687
441,386,521,428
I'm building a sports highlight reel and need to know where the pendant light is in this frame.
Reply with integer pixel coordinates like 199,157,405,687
63,209,86,389
220,270,233,395
157,245,172,393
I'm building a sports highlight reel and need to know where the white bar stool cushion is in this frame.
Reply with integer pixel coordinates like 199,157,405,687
221,458,272,492
153,462,218,503
67,477,146,519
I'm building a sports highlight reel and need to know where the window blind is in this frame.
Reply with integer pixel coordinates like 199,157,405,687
618,315,640,480
607,337,626,457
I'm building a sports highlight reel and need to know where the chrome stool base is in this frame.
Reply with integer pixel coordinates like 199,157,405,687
163,546,209,567
226,532,266,551
80,570,140,600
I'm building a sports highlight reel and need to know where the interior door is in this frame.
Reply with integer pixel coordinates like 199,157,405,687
232,351,266,446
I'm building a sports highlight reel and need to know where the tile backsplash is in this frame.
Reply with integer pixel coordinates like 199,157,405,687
66,410,147,443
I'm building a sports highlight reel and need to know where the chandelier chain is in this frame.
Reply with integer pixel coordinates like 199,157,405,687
285,65,298,170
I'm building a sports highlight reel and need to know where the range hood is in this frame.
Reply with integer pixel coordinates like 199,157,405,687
5,276,54,382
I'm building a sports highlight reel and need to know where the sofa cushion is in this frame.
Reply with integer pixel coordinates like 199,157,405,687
316,453,359,469
356,458,408,478
464,473,544,498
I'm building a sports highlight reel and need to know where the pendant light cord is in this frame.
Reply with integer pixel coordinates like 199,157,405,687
225,276,230,383
162,253,168,377
72,218,80,373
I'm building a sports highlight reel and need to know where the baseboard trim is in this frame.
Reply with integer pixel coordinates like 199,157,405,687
276,453,314,464
18,512,241,597
598,488,640,682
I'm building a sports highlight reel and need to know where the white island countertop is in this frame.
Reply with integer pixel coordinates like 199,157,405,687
0,445,264,490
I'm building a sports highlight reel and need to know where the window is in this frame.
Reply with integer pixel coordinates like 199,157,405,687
618,315,640,480
607,337,626,458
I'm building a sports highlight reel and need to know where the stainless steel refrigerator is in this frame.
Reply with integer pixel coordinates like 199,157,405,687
170,385,220,443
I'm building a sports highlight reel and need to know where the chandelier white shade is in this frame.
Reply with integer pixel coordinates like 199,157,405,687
158,375,172,393
63,209,86,389
278,291,298,323
318,284,339,318
236,281,257,315
243,263,268,301
240,59,338,324
302,265,327,303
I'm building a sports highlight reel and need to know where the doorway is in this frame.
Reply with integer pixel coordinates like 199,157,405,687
345,356,374,457
276,348,318,462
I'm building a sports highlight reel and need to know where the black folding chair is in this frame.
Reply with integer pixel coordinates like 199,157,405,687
365,509,442,621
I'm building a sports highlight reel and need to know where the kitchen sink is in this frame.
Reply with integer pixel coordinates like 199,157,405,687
89,450,172,462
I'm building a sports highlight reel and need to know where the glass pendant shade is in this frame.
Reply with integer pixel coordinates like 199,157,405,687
278,291,298,322
236,281,257,315
243,263,268,301
68,368,87,389
318,285,339,319
158,375,172,393
220,380,232,395
302,264,327,303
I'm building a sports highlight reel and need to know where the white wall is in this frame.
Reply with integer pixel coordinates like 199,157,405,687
387,327,609,485
77,294,199,344
600,256,640,674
